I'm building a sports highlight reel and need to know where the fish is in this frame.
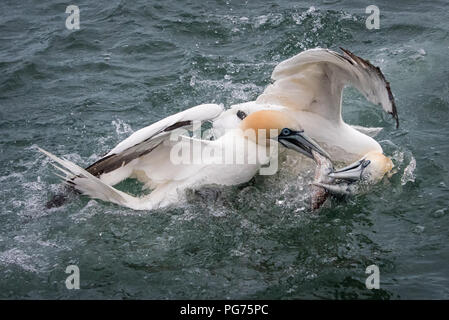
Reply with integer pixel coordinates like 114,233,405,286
311,150,335,210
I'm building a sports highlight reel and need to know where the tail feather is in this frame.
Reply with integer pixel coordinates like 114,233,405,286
38,147,151,210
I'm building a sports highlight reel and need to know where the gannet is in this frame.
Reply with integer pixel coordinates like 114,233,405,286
39,108,327,210
213,48,399,193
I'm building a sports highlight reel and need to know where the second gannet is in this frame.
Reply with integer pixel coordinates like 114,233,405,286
213,48,399,192
39,109,327,210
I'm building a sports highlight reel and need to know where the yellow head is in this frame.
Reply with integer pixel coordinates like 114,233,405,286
238,110,329,159
239,110,298,143
330,150,393,184
362,151,394,183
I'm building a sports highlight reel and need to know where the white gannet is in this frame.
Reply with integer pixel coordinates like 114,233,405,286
213,48,399,193
39,108,327,210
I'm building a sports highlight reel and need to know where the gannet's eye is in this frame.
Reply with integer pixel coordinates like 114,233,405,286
281,128,291,136
236,110,247,120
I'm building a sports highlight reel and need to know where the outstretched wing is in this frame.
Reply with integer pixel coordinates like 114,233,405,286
86,103,224,177
256,48,398,128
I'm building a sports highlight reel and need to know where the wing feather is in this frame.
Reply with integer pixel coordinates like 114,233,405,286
86,103,224,177
256,48,399,128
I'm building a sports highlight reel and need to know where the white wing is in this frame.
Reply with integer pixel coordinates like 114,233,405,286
86,103,224,177
256,48,398,128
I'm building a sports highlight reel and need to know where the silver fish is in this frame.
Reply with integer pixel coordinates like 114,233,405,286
311,150,335,210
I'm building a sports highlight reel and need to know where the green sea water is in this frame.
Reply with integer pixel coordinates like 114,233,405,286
1,0,448,299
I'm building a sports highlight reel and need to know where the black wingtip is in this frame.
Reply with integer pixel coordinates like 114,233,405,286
385,80,399,129
339,47,400,129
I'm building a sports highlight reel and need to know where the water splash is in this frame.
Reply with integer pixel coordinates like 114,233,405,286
111,118,133,139
401,156,416,185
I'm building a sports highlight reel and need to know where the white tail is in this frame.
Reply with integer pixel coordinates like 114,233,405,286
38,147,152,210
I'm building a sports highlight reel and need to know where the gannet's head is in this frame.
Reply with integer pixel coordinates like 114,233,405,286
239,110,329,159
362,151,394,183
330,151,393,184
315,151,393,195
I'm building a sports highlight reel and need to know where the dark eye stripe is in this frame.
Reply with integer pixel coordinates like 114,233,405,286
236,110,247,120
362,160,371,167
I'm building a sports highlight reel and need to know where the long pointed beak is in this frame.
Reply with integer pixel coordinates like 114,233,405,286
329,159,371,181
278,130,331,160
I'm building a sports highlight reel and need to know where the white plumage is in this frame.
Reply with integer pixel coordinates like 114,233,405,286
40,48,398,210
214,48,397,163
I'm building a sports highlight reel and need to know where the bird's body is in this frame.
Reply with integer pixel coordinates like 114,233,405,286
40,120,264,210
40,48,398,210
40,108,326,210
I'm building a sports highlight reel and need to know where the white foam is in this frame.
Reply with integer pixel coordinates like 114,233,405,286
401,156,416,185
0,248,37,273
